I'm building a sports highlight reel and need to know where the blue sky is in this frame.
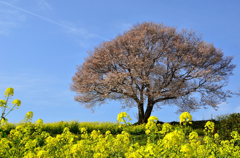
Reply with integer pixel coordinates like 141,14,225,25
0,0,240,125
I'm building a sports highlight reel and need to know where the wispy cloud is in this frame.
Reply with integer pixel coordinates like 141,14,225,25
0,1,77,32
0,1,107,41
59,20,108,43
34,0,52,11
0,3,25,35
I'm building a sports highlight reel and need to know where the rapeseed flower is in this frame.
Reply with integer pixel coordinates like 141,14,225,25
204,121,214,136
179,112,192,126
147,116,158,123
0,118,8,126
0,100,6,107
12,99,21,109
4,87,14,98
117,112,132,128
23,111,34,123
180,144,194,157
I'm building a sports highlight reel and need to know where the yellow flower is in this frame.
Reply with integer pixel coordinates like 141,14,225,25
0,87,21,126
22,111,34,123
180,144,194,157
25,111,33,119
36,119,43,125
145,129,151,135
12,99,21,108
4,87,14,98
37,150,48,157
0,99,6,107
148,116,158,123
81,127,87,133
105,130,111,135
189,131,199,140
0,118,8,126
203,121,214,136
160,123,173,135
179,112,192,125
230,131,240,140
117,112,132,125
127,152,142,158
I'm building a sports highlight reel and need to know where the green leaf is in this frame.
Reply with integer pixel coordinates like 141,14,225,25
0,129,7,138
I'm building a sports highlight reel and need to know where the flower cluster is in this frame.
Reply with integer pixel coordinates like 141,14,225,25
179,112,193,126
117,112,132,128
0,87,22,138
0,87,21,124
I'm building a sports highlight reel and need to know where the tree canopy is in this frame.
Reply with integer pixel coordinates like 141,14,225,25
69,21,236,124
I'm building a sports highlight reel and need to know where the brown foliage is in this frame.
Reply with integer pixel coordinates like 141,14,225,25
69,21,236,124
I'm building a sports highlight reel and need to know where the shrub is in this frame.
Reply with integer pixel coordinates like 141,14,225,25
217,112,240,141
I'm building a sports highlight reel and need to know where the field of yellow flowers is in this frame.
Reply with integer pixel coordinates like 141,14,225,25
0,111,239,157
0,87,240,157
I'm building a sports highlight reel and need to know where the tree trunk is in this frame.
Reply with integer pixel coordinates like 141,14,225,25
134,101,155,125
143,101,154,123
137,102,144,124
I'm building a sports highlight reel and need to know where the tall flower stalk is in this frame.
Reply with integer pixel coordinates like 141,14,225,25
0,87,21,138
179,112,193,144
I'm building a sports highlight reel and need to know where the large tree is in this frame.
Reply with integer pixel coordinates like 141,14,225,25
69,21,236,125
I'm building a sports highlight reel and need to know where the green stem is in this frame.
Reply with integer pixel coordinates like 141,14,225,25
151,131,154,144
2,97,8,113
3,105,16,118
184,122,186,141
203,130,210,158
1,96,16,120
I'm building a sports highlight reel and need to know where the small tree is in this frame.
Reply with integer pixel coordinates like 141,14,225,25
69,21,236,125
